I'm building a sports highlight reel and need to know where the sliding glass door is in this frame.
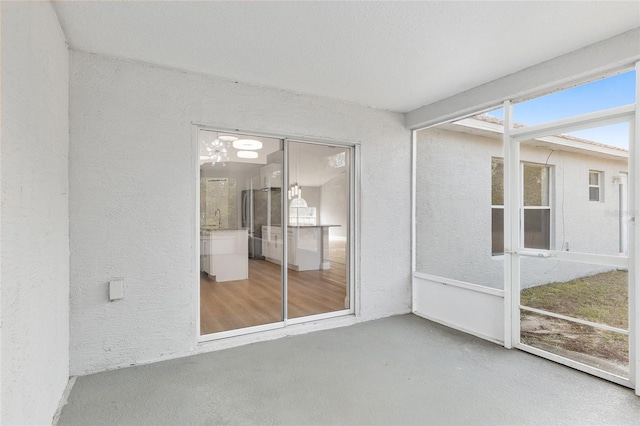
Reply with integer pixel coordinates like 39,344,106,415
285,141,351,321
198,131,284,336
198,130,354,339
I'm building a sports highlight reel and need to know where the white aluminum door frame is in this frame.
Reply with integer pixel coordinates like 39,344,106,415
196,129,359,342
633,60,639,396
503,64,638,390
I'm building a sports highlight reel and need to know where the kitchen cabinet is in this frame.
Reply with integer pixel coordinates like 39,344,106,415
201,229,248,282
259,163,282,189
262,225,336,271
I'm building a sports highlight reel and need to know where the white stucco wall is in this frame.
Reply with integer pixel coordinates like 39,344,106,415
415,128,504,288
416,126,627,289
69,51,411,375
1,1,70,424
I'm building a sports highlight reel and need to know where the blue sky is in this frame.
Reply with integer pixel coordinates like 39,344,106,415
487,70,635,149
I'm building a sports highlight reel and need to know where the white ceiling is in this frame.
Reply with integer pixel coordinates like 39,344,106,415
52,1,640,113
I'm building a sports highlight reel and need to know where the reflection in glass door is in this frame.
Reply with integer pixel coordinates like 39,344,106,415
198,131,354,338
511,119,633,384
199,130,284,336
285,141,351,320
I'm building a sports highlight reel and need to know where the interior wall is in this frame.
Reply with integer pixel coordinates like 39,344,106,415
297,186,321,224
321,173,349,239
69,51,411,375
1,1,70,424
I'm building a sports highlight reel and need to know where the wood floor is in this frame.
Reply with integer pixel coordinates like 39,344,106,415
200,240,348,335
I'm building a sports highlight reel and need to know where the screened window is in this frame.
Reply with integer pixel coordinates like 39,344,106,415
492,159,551,255
491,158,504,255
522,163,551,250
589,170,603,202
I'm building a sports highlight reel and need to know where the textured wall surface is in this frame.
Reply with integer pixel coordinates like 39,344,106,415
1,1,70,424
69,52,411,375
415,126,627,289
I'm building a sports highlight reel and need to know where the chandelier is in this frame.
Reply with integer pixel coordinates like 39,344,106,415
203,138,230,166
288,182,302,200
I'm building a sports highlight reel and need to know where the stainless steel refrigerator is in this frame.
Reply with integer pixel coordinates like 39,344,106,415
241,188,282,258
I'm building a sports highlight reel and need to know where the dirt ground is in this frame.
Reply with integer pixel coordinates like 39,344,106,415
519,270,629,375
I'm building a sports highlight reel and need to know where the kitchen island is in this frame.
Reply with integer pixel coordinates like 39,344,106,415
201,229,248,282
262,225,340,271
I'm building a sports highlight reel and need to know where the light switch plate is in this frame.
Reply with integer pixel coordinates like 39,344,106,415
109,279,124,301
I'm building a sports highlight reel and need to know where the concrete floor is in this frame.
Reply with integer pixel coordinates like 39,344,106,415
58,314,640,425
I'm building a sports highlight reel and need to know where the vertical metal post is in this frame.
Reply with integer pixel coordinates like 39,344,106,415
510,106,522,349
503,100,514,348
504,100,521,349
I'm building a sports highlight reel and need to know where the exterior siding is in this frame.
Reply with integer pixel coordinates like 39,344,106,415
415,125,627,290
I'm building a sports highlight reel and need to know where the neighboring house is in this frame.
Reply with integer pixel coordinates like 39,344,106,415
415,115,629,289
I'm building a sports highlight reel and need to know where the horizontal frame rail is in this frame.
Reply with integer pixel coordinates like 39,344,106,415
520,305,629,335
516,343,632,388
413,272,504,297
516,249,629,268
510,104,635,142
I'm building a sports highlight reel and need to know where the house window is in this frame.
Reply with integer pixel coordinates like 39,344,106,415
491,158,504,255
589,170,603,202
522,163,551,250
491,158,551,255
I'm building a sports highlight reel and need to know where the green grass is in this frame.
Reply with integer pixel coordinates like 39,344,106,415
520,270,629,364
521,270,628,328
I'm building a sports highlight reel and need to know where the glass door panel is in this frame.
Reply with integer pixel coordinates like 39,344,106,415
286,141,350,319
199,130,284,335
